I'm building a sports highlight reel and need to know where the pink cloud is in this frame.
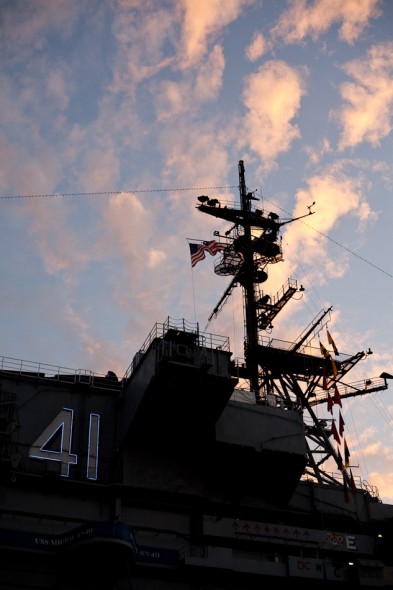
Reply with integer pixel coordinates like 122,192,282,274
177,0,252,70
241,60,307,168
335,42,393,150
270,0,382,45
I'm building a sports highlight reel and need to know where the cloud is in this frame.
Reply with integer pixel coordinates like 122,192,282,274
155,44,225,120
282,161,377,283
177,0,253,70
303,139,332,166
158,120,233,195
334,42,393,150
78,149,120,192
109,2,177,97
241,60,307,168
45,69,71,112
0,0,81,51
109,0,250,98
270,0,382,45
25,199,96,278
194,45,226,101
362,440,383,457
245,32,270,62
103,192,152,271
369,471,393,504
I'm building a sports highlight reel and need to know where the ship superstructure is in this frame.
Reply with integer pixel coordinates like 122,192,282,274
196,160,389,490
0,161,392,589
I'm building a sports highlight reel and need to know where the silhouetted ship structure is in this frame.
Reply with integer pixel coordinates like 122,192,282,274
1,160,392,589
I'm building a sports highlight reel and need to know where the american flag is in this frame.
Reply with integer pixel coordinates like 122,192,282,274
189,240,226,267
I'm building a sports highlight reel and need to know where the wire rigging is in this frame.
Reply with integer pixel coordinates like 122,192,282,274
301,220,393,279
258,192,393,280
2,183,391,279
0,186,238,199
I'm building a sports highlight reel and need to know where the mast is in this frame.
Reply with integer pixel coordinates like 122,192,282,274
197,159,295,402
238,160,260,397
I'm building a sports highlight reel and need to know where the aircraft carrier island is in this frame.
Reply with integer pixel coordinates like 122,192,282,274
1,161,392,589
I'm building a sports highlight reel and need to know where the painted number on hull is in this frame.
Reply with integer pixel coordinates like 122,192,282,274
28,408,100,480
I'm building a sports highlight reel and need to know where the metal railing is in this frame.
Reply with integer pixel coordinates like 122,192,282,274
0,356,121,391
123,316,230,381
0,317,231,391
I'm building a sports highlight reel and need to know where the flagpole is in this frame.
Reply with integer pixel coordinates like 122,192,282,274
190,266,197,324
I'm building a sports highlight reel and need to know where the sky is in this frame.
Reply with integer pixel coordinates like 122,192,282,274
1,0,393,501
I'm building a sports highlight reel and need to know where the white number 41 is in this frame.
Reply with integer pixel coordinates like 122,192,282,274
29,408,100,480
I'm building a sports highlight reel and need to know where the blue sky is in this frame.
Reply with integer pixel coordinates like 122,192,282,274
1,0,393,500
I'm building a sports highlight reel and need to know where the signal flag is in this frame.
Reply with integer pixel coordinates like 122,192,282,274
333,384,342,408
327,329,339,355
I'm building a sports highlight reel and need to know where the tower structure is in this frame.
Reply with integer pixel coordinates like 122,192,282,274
196,160,388,488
